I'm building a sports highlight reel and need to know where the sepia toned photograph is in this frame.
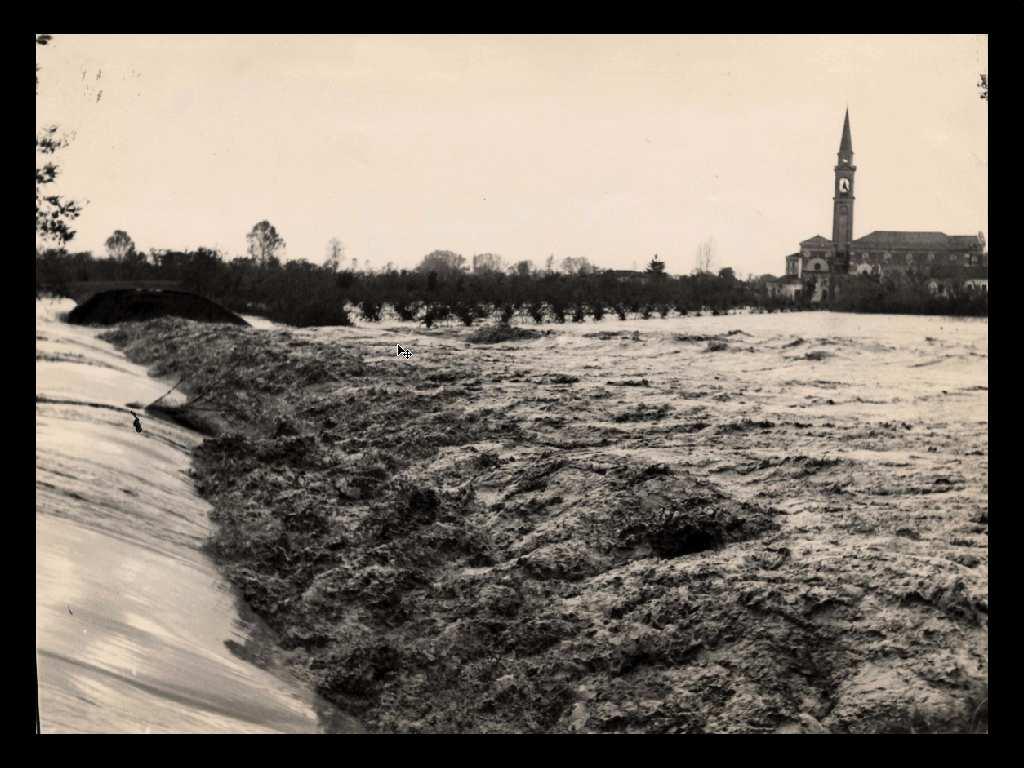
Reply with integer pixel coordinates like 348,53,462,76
35,33,988,734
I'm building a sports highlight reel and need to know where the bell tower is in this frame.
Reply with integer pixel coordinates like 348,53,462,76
832,109,855,270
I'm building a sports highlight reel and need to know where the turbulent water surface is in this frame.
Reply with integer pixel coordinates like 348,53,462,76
100,307,985,733
35,299,360,733
42,303,986,733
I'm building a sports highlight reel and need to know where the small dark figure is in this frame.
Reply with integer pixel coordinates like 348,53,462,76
130,410,142,433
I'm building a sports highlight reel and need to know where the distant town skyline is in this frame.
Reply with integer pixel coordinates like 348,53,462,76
36,34,988,277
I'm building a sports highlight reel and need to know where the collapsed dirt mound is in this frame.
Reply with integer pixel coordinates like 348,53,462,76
68,289,247,326
466,324,544,344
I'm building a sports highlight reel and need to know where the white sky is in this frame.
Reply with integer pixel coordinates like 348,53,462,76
36,34,988,277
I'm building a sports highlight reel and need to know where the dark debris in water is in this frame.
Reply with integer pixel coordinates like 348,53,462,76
466,325,544,344
803,350,833,361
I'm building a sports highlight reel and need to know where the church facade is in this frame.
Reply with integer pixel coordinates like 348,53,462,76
783,110,986,303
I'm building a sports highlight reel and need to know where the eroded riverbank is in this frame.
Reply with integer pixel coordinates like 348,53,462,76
101,310,987,733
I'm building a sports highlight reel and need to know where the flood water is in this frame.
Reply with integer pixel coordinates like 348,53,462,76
321,308,988,429
36,301,986,732
254,306,988,732
35,299,360,733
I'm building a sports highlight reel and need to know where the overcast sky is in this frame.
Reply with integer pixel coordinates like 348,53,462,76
36,34,988,277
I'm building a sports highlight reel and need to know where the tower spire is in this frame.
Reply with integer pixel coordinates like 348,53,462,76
832,107,856,248
839,108,853,158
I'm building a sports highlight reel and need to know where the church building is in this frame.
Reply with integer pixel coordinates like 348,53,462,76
784,110,986,303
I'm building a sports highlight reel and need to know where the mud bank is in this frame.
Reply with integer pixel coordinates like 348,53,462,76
103,313,988,733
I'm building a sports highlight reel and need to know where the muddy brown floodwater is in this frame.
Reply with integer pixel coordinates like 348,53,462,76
96,308,986,733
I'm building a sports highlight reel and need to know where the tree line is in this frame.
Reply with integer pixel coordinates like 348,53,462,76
35,223,786,326
36,217,987,326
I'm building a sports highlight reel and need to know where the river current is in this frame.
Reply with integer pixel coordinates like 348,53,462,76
35,298,359,733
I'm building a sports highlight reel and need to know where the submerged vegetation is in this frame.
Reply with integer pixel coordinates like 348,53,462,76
34,244,987,327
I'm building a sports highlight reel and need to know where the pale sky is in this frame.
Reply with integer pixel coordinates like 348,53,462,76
35,34,988,277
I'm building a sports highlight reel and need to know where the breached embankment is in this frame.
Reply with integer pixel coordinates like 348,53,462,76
99,313,988,733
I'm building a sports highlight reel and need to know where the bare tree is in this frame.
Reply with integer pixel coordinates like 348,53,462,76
472,252,504,274
694,238,716,275
324,237,346,271
560,256,595,275
105,230,136,261
247,220,285,266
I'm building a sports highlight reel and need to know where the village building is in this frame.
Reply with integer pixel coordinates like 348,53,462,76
760,270,802,301
785,110,986,303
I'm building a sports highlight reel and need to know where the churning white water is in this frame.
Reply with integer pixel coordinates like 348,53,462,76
35,299,359,733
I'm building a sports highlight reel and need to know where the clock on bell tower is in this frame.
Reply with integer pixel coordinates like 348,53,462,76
832,109,856,247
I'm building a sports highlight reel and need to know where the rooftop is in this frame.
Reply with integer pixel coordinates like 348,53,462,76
852,231,983,249
799,236,832,247
839,109,853,157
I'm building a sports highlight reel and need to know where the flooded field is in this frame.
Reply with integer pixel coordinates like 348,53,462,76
88,307,987,733
35,299,360,733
